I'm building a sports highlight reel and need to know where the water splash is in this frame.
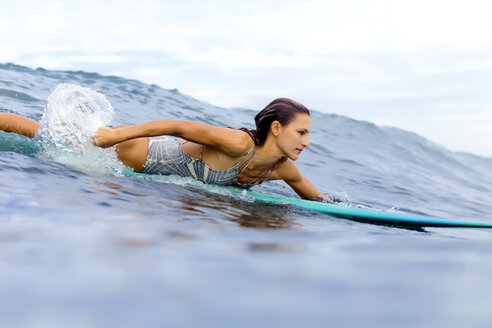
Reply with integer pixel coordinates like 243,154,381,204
33,83,126,175
35,83,113,149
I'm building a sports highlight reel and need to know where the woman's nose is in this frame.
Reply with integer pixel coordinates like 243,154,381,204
303,136,310,148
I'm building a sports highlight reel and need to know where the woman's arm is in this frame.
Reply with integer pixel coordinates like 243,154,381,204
276,160,334,203
92,119,252,156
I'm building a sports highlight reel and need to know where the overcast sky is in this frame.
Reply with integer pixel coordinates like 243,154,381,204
1,0,491,157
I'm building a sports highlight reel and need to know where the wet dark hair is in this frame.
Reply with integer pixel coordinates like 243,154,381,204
240,98,310,146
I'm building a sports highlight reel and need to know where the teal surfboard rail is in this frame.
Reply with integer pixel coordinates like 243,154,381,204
227,189,492,228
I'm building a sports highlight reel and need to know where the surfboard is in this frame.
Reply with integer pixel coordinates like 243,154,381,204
225,189,492,228
132,173,492,229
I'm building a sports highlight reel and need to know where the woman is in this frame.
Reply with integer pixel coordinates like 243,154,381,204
1,98,333,202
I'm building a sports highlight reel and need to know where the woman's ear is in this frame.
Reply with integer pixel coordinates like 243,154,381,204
270,120,281,137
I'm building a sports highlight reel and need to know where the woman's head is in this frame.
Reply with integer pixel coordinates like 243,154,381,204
242,98,310,146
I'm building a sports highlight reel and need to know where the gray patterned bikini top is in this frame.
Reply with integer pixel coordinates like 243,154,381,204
142,136,279,187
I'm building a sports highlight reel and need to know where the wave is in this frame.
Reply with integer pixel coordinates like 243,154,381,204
1,62,491,219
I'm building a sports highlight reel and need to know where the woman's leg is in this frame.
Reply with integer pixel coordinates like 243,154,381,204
0,113,40,138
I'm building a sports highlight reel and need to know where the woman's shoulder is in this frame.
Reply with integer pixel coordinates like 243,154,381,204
215,128,254,157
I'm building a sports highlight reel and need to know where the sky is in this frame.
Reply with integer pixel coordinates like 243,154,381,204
1,0,491,157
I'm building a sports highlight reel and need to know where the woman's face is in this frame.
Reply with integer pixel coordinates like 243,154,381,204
275,113,311,160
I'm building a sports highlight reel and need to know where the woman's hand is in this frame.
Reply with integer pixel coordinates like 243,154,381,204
91,126,120,148
316,194,334,203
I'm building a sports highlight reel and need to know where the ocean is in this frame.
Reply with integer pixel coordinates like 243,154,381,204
1,62,492,328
